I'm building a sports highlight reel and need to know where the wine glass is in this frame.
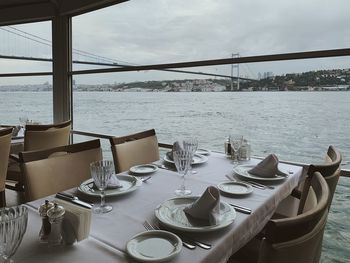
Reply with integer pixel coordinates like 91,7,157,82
183,138,198,174
18,116,28,127
173,149,192,196
90,160,114,214
230,135,243,166
0,205,28,263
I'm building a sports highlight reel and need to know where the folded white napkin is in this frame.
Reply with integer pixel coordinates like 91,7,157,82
107,173,121,189
55,199,91,244
248,154,286,178
183,186,221,225
166,141,185,161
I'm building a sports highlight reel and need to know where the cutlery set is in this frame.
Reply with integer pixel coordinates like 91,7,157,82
229,204,252,214
154,163,176,171
55,192,93,209
225,174,274,190
143,221,211,250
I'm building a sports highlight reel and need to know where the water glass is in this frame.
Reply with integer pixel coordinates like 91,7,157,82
173,149,192,196
18,116,28,127
90,160,114,214
0,205,28,263
183,138,198,174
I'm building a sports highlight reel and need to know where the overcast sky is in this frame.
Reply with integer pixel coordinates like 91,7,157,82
1,0,350,85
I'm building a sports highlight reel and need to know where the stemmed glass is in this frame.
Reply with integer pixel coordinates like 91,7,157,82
18,116,28,127
230,135,243,166
183,138,198,174
173,149,192,196
90,160,114,214
0,205,28,263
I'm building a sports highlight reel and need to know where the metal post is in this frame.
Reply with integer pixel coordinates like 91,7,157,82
237,53,240,91
231,53,239,91
52,15,72,124
230,53,234,91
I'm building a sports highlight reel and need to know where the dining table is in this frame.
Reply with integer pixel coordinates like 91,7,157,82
13,151,304,263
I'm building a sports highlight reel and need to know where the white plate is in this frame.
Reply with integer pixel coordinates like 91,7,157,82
217,181,253,195
78,175,142,197
155,196,236,232
163,153,208,165
126,230,182,262
233,165,286,181
130,164,158,175
196,149,210,155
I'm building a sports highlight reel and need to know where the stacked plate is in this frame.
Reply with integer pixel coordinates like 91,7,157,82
78,174,142,197
127,230,182,262
129,164,158,175
155,196,236,232
234,165,286,181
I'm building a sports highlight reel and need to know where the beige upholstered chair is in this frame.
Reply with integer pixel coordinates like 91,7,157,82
109,129,160,173
298,145,342,213
20,139,102,202
0,128,12,207
230,172,329,263
23,120,71,151
275,145,342,217
6,120,71,193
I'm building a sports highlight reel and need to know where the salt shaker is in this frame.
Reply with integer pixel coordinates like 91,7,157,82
47,203,65,246
38,200,54,243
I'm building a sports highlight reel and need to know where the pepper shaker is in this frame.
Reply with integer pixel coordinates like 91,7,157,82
38,200,54,243
224,136,231,156
47,203,65,246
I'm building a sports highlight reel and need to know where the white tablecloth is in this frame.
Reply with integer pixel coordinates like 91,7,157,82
14,152,303,263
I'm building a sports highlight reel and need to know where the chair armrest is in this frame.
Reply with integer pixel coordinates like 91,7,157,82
9,154,20,162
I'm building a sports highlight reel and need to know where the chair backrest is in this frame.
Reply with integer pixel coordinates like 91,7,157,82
20,139,102,202
109,129,159,173
299,145,342,214
258,172,329,263
24,120,71,151
0,128,13,207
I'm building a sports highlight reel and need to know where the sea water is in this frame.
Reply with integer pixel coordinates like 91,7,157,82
1,91,349,262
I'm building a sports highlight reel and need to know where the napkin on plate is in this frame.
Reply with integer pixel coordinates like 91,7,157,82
183,186,221,225
166,141,185,161
248,154,287,178
107,173,122,189
93,173,121,189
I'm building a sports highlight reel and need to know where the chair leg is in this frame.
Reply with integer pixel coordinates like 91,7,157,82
0,190,5,208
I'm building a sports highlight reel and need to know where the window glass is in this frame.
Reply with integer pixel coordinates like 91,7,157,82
0,21,53,124
72,0,350,68
0,21,52,73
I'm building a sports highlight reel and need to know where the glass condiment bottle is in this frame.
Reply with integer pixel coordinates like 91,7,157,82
38,200,54,243
239,139,251,161
224,137,231,157
47,203,65,246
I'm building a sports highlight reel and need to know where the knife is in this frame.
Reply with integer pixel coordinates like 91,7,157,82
247,180,275,190
230,204,252,214
225,174,265,190
55,193,93,209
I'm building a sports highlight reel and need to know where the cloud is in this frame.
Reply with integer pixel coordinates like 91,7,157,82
1,0,350,84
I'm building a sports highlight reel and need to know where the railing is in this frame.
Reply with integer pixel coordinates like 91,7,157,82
70,129,350,178
71,129,172,149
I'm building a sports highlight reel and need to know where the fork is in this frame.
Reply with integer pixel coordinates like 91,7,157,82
143,221,196,250
140,176,152,182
